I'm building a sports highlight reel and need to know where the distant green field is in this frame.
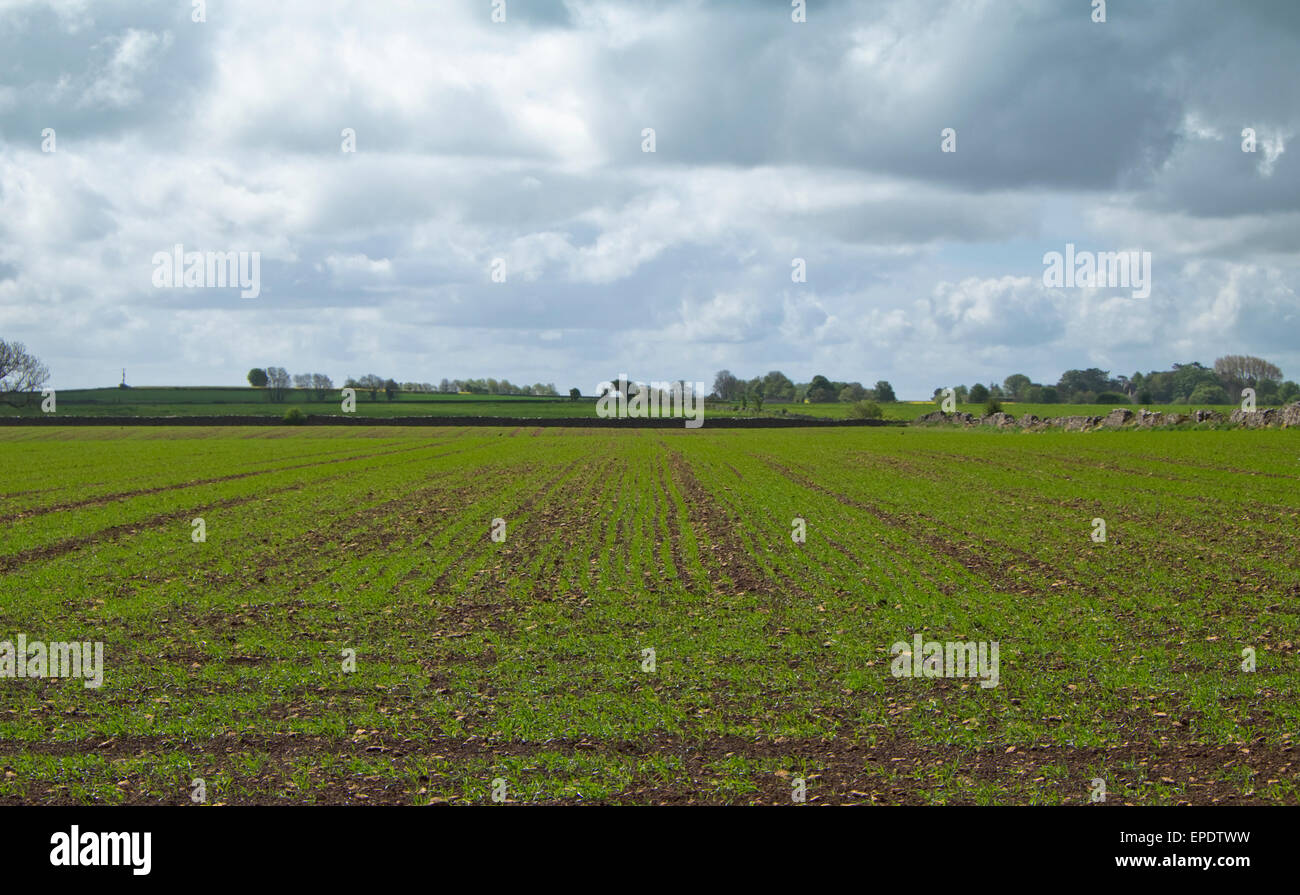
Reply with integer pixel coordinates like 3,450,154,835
0,387,1257,423
5,387,589,418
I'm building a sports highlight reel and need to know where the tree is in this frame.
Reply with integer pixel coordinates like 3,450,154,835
292,373,312,390
1003,374,1031,401
1254,378,1280,405
968,383,990,403
1170,362,1218,401
265,366,291,403
569,387,581,401
712,370,741,402
1278,381,1300,404
1214,354,1282,385
1056,368,1110,400
805,375,837,403
873,381,897,403
1138,369,1175,403
1189,383,1229,405
1214,355,1283,402
838,382,867,403
354,374,384,400
247,368,268,388
748,378,766,412
762,370,796,402
848,400,882,420
310,373,333,400
0,339,50,406
384,378,399,401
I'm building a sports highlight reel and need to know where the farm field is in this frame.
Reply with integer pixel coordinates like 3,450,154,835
1,425,1297,805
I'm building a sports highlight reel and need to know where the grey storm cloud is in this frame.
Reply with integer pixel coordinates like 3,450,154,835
0,0,1297,395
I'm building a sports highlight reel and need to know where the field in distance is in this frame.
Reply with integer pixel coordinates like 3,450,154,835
5,387,591,419
1,425,1297,804
0,385,1247,422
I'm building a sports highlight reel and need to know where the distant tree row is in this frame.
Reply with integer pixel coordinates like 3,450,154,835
936,356,1297,406
711,370,897,408
247,368,332,403
596,379,704,406
343,374,399,401
246,368,561,402
434,378,559,396
347,377,559,398
292,372,336,400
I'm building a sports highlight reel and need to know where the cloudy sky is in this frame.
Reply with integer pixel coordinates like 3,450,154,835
1,0,1298,396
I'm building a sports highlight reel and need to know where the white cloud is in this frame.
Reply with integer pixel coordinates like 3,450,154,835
0,0,1296,396
79,28,172,108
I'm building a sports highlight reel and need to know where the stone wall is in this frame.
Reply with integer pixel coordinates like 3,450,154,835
911,402,1300,432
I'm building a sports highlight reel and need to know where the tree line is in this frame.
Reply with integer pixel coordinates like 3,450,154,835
936,356,1296,406
7,339,1289,413
246,368,560,402
710,370,898,410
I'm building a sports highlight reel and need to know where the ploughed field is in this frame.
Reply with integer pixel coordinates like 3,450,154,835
1,425,1297,805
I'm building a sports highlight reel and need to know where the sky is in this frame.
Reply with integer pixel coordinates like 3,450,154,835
0,0,1297,397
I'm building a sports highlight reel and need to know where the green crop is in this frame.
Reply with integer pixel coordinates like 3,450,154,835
1,425,1296,804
